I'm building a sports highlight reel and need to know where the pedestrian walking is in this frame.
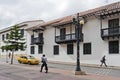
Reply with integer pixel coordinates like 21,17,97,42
40,54,48,73
100,55,107,67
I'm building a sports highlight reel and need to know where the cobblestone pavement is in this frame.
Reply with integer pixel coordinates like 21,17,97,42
0,62,120,80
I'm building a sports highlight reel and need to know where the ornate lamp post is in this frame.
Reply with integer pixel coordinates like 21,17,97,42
72,13,86,75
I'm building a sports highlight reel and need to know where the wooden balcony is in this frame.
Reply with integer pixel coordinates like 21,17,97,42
55,33,83,44
101,27,120,39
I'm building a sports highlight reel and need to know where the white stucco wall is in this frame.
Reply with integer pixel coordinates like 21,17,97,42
41,26,76,62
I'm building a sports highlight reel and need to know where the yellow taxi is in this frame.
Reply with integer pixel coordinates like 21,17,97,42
17,55,40,65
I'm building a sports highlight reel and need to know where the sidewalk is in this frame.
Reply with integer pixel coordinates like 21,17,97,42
1,55,120,70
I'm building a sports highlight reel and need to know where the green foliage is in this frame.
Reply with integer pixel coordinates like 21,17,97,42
1,25,26,51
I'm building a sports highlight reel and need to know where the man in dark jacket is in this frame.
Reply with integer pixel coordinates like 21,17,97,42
40,54,48,73
100,55,107,67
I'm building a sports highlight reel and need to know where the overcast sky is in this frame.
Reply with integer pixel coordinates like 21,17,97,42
0,0,119,29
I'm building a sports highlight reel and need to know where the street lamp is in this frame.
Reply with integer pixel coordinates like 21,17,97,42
72,13,86,75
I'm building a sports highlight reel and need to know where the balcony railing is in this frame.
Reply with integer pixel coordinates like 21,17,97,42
31,37,44,44
101,27,120,38
55,33,83,44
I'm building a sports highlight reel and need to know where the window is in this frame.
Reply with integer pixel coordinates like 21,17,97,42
30,46,34,54
60,28,66,40
83,43,91,55
6,33,9,39
54,45,59,55
109,41,119,54
31,35,34,44
108,19,119,35
108,18,119,28
21,29,24,37
2,34,4,41
39,33,43,43
38,45,43,54
39,33,43,38
20,44,24,51
67,44,73,55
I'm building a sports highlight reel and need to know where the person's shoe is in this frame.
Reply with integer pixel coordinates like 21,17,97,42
45,71,48,73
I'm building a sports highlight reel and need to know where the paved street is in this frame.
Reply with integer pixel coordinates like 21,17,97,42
0,62,120,80
0,57,120,80
1,57,120,78
0,63,87,80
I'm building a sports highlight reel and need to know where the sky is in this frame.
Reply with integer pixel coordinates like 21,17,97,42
0,0,119,29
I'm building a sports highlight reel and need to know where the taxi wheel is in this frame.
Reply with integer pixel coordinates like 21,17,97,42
18,60,21,64
28,61,31,65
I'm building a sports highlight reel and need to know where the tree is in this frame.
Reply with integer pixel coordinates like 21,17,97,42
1,25,26,64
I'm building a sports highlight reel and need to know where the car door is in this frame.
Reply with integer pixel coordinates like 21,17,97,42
21,56,28,63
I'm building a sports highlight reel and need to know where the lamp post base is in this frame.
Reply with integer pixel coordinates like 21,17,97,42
75,71,86,75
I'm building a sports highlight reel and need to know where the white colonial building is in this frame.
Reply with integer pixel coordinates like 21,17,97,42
27,2,120,66
0,20,44,57
0,2,120,66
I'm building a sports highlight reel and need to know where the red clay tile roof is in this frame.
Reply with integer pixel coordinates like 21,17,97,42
79,1,120,16
26,18,63,30
52,15,73,26
53,1,120,26
29,1,120,28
